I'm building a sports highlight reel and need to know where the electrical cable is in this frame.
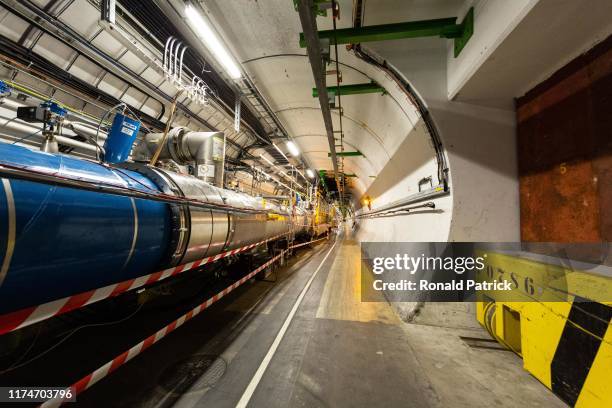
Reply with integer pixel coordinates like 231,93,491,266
95,103,127,162
0,302,144,375
350,45,449,188
10,129,42,145
0,325,42,373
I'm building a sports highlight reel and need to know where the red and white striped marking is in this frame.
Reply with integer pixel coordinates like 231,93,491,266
0,233,290,336
38,235,329,407
289,235,328,250
39,251,286,408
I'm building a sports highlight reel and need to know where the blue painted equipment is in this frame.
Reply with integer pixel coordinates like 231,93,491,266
16,101,67,125
0,80,11,96
102,113,141,163
40,101,67,118
0,141,319,318
0,143,170,314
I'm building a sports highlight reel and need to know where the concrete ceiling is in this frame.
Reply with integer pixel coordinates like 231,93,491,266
452,0,612,109
0,0,257,160
204,0,458,196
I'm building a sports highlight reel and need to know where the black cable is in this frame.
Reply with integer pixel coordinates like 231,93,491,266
1,325,42,373
0,302,143,375
11,129,41,145
117,0,270,142
350,45,449,189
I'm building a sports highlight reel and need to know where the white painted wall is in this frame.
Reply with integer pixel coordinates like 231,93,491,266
355,40,520,243
352,41,517,326
450,0,612,108
447,0,540,100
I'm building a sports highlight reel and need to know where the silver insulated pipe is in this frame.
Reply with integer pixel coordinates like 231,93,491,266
134,127,225,187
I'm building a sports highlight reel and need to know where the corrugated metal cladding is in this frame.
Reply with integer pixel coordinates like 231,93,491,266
517,34,612,242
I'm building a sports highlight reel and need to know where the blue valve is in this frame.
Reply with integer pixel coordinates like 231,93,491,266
0,80,12,96
40,101,67,118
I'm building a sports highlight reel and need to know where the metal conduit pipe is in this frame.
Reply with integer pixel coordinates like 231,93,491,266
68,122,108,141
355,202,436,219
260,195,291,200
0,117,101,152
355,185,449,218
1,97,109,140
134,127,225,187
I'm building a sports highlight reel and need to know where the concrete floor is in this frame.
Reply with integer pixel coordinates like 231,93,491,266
77,229,566,408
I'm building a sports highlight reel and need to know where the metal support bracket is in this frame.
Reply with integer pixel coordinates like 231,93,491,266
312,82,385,97
299,7,474,57
454,8,474,57
328,150,363,157
100,0,116,24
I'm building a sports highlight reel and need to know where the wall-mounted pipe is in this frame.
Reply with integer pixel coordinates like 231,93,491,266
2,97,109,141
260,195,290,200
355,202,436,219
68,122,108,140
355,185,449,218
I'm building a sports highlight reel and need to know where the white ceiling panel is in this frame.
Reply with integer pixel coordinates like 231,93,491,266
68,55,104,84
32,34,76,68
0,6,29,42
97,72,127,98
13,72,54,96
90,29,125,59
58,0,101,40
50,89,85,112
121,87,147,109
140,67,165,87
118,50,148,74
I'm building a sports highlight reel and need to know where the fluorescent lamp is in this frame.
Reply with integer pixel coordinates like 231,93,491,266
294,167,306,181
306,169,315,178
185,4,241,79
259,153,275,167
272,143,289,162
286,141,300,156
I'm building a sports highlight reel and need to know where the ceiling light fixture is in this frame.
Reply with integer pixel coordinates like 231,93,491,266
259,154,275,167
272,143,290,162
293,167,307,181
286,141,300,156
185,4,241,79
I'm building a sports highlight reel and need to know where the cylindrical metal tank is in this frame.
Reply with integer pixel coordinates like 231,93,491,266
223,189,289,250
155,171,230,263
0,143,172,314
0,143,303,316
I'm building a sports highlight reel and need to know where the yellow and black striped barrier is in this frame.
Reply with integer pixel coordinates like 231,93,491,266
476,251,612,407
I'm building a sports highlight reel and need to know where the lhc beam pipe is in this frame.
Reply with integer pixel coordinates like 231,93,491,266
0,143,304,317
0,143,171,314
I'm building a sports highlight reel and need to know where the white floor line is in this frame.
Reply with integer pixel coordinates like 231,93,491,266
235,240,338,408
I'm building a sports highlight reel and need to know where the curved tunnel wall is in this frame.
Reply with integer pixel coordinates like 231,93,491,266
354,44,519,243
350,43,519,324
202,0,520,246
